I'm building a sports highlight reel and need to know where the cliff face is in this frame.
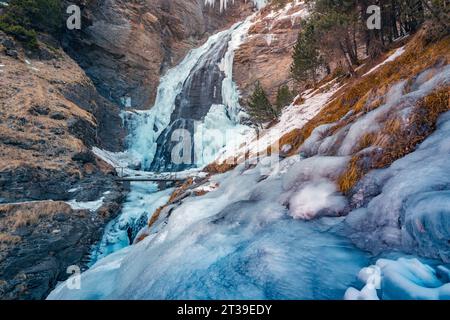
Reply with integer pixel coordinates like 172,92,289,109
233,1,308,103
63,0,254,109
0,31,126,299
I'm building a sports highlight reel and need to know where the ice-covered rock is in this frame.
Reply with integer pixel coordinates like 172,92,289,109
345,110,450,260
346,258,450,300
48,159,370,299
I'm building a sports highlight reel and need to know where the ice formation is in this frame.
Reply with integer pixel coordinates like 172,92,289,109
126,16,255,170
204,0,267,12
346,258,450,300
48,158,370,299
51,58,450,300
88,185,174,265
345,109,450,260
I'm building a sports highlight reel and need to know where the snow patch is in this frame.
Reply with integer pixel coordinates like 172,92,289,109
363,46,405,77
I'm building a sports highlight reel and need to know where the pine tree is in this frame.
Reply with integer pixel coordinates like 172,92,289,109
245,82,278,125
276,84,293,111
0,0,62,48
290,22,323,84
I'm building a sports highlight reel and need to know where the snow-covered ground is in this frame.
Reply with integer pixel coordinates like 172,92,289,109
215,81,342,163
264,0,308,29
48,156,370,299
49,52,450,300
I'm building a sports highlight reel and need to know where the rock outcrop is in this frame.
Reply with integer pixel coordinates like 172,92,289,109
63,0,255,109
0,32,126,299
233,1,307,103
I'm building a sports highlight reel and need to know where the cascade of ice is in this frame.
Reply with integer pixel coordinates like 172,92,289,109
86,15,257,265
126,16,255,172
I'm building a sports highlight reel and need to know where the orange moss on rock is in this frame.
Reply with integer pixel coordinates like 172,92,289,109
146,178,198,230
147,206,165,229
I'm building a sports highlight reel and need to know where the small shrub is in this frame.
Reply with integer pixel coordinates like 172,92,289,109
0,21,38,48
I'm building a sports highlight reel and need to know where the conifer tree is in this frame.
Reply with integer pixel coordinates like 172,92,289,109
276,84,293,111
245,81,279,125
290,22,323,84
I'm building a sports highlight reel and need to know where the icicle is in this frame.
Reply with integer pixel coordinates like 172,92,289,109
204,0,267,13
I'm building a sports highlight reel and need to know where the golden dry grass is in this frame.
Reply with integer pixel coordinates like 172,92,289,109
144,27,450,234
0,233,21,244
276,32,450,157
147,206,164,229
203,162,237,175
338,86,449,193
0,44,98,175
338,155,365,194
146,178,197,230
0,201,72,231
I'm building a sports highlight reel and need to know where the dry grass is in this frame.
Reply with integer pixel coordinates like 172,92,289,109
338,86,449,193
203,162,237,175
276,32,450,157
338,155,365,194
147,206,164,229
146,178,196,230
0,233,21,244
0,201,72,231
194,189,209,197
168,178,194,203
0,43,98,176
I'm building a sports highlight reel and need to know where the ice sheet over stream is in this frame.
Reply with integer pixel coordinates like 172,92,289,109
49,158,370,299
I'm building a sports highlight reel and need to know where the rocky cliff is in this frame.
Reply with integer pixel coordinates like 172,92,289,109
63,0,255,109
233,1,307,103
0,31,126,299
